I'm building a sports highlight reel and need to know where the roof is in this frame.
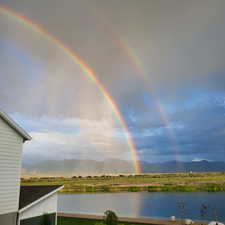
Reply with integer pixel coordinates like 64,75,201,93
0,111,31,142
19,185,63,211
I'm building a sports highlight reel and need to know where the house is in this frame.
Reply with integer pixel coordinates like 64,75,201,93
0,111,63,225
19,185,63,225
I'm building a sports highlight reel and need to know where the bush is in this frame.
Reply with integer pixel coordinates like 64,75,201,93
148,185,161,192
85,186,97,192
128,186,140,192
103,210,118,225
202,183,225,192
101,186,110,192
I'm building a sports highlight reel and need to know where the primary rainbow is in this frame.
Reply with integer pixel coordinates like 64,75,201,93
0,5,141,173
87,8,181,161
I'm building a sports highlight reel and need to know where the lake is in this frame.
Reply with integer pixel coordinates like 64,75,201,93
58,192,225,221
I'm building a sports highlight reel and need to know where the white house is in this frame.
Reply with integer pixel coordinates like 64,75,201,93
19,185,63,225
0,111,63,225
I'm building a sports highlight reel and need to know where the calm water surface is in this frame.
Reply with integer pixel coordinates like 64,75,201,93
58,192,225,221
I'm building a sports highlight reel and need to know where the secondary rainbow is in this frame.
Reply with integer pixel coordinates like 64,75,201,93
116,39,181,161
0,5,141,173
105,26,181,161
87,8,180,161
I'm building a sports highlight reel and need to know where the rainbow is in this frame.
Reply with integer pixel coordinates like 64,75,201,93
85,7,180,161
116,39,181,161
0,5,141,173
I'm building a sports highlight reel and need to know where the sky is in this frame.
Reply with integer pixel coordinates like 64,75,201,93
1,0,225,169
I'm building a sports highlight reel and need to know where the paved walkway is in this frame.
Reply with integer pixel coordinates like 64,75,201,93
58,213,205,225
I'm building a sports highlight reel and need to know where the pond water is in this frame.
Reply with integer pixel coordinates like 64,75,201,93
58,192,225,221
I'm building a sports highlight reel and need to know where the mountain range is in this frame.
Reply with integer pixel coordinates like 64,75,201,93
22,159,225,176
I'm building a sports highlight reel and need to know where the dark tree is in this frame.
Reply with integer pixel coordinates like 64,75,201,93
103,210,118,225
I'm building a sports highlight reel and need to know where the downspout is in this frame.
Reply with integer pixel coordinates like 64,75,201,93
16,212,19,225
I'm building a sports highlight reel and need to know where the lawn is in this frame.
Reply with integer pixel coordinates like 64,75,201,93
58,217,144,225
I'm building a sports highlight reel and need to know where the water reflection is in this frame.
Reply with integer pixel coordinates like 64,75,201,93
58,192,225,221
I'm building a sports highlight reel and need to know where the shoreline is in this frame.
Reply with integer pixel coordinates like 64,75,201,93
58,213,205,225
58,183,225,193
58,189,225,194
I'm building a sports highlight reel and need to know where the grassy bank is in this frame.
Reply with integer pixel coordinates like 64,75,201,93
58,217,144,225
58,217,102,225
21,172,225,193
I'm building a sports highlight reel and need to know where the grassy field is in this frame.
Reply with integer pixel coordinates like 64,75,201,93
21,172,225,193
58,217,145,225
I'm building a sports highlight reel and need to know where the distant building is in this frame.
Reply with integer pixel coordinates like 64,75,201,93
0,111,63,225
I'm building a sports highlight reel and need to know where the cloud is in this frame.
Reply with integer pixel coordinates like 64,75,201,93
192,158,211,162
11,114,136,162
131,89,225,161
1,0,225,163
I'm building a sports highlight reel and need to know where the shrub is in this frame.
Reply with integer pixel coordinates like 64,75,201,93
101,186,110,192
148,185,161,192
202,183,224,192
85,186,97,192
103,210,118,225
128,186,140,192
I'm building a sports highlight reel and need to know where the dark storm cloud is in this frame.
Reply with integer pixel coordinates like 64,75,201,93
131,87,225,161
2,0,225,89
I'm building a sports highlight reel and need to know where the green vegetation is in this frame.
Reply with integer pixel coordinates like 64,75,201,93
58,217,144,225
58,217,102,225
104,210,118,225
148,183,225,192
148,185,196,192
21,172,225,193
127,186,142,192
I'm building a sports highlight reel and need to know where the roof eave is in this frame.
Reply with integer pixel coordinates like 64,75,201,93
0,111,32,141
19,185,64,213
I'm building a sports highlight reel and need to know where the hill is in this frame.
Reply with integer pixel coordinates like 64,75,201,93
22,159,225,176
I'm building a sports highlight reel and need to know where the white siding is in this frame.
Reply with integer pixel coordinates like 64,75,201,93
19,193,58,220
0,117,23,215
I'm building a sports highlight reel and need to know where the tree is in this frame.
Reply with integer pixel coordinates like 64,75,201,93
103,210,118,225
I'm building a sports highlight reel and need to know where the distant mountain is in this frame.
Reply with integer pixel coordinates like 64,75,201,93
22,159,225,176
22,158,136,176
141,160,225,173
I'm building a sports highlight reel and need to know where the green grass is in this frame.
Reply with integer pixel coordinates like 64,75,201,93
21,172,225,193
58,217,102,225
58,217,144,225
